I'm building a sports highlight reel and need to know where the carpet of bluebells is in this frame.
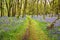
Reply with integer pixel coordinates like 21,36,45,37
32,15,60,40
0,15,60,40
0,16,27,40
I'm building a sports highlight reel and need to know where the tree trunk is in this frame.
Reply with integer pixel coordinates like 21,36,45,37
37,0,39,16
22,0,27,18
16,0,22,18
5,0,12,17
32,0,36,17
43,0,46,19
12,0,16,17
0,0,3,17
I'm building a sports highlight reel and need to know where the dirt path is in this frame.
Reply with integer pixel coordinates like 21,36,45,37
22,18,50,40
22,20,31,40
22,19,39,40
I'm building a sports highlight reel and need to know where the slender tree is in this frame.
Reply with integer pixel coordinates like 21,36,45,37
0,0,3,17
19,0,22,16
37,0,39,16
43,0,47,19
16,0,22,18
32,0,36,17
58,0,60,19
5,0,12,17
52,0,55,16
12,0,16,17
22,0,27,17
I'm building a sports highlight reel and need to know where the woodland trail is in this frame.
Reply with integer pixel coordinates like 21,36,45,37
22,20,31,40
22,17,50,40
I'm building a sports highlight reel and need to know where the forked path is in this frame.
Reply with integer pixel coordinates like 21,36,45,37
22,18,50,40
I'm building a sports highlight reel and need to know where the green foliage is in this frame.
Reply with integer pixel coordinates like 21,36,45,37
0,0,60,17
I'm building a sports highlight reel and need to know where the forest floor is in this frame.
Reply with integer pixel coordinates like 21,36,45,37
22,16,51,40
0,16,59,40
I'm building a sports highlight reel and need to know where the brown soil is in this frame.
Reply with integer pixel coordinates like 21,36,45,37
22,20,31,40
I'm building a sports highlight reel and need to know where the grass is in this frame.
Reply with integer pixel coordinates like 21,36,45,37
34,20,59,40
27,18,51,40
0,16,59,40
0,17,28,40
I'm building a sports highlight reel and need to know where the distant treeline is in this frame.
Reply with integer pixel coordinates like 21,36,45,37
0,0,60,18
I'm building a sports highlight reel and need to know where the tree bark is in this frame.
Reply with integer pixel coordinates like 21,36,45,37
22,0,27,18
5,0,12,17
12,0,16,17
37,0,39,16
0,0,3,17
